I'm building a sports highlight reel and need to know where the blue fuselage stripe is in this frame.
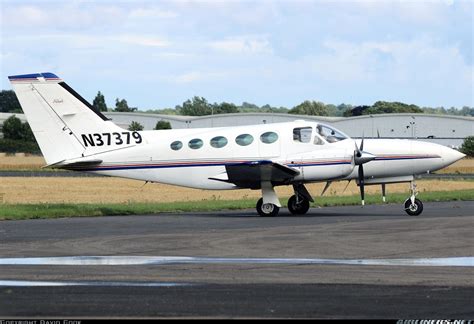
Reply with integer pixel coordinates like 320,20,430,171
73,156,439,172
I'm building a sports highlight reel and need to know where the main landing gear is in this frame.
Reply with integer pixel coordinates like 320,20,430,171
256,197,280,217
287,194,310,215
404,180,423,216
256,195,311,217
255,183,313,217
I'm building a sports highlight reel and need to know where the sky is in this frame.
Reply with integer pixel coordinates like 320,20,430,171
0,0,473,110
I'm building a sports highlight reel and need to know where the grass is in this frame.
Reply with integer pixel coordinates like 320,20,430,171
1,189,472,220
1,177,473,205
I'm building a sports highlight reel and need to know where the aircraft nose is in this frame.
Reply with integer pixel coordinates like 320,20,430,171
439,145,466,167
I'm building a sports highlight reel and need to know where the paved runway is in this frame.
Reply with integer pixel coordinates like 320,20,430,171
1,201,473,318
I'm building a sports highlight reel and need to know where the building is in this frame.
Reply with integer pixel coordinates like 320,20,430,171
1,112,472,148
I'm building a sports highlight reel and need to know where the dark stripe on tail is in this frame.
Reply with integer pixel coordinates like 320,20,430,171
58,82,109,121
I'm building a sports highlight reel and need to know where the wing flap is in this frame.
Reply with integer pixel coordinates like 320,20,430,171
211,161,299,189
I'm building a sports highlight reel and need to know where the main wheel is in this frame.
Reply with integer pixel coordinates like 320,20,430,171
256,198,280,217
287,195,310,215
404,198,423,216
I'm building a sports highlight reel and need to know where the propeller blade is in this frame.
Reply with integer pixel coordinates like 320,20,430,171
358,164,365,206
360,135,364,152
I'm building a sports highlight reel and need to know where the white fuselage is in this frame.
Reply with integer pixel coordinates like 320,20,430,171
77,121,463,190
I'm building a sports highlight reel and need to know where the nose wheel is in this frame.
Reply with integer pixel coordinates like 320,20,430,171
404,198,423,216
404,180,423,216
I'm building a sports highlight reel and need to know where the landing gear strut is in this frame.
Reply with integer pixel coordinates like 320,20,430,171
404,180,423,216
256,181,281,217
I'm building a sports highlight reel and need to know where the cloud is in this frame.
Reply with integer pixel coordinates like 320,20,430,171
171,70,230,84
1,0,472,108
113,34,170,47
129,7,178,19
208,36,272,55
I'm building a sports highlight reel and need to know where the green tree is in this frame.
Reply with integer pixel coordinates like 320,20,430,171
115,98,137,112
2,115,24,140
345,105,371,116
0,115,40,154
336,103,353,116
92,91,107,113
460,136,474,157
0,90,22,113
258,104,289,113
180,96,212,116
460,106,474,116
21,122,35,142
128,121,144,131
240,102,259,111
364,101,423,114
213,102,239,114
154,120,172,130
289,100,329,116
2,115,36,141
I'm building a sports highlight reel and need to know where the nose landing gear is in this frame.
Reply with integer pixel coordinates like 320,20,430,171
404,180,423,216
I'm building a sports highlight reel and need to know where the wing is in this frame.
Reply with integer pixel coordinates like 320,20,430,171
209,160,300,189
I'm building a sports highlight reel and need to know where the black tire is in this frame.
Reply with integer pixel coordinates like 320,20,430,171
404,198,423,216
287,195,310,215
256,198,280,217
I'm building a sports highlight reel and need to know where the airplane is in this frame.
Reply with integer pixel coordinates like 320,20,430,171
8,72,466,217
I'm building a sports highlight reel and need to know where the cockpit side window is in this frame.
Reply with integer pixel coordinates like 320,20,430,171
293,127,313,143
314,134,325,145
316,124,347,143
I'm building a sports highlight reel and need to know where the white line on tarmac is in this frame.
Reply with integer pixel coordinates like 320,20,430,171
0,280,194,287
0,256,472,267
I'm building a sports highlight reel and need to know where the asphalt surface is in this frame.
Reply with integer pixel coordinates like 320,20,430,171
0,201,473,319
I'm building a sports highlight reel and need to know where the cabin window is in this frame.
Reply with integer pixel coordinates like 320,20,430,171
235,134,254,146
170,141,183,151
210,136,228,148
188,138,203,149
260,131,278,144
293,127,313,143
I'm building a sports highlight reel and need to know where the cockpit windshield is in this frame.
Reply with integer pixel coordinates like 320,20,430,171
316,124,348,143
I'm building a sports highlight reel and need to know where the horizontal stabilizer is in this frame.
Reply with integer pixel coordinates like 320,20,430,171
44,159,103,170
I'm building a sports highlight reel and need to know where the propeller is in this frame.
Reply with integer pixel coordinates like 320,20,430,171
358,163,365,206
353,136,376,206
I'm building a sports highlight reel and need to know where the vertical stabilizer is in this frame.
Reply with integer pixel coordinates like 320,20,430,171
8,73,126,164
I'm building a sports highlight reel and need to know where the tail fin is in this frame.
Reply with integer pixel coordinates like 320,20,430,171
8,73,125,164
